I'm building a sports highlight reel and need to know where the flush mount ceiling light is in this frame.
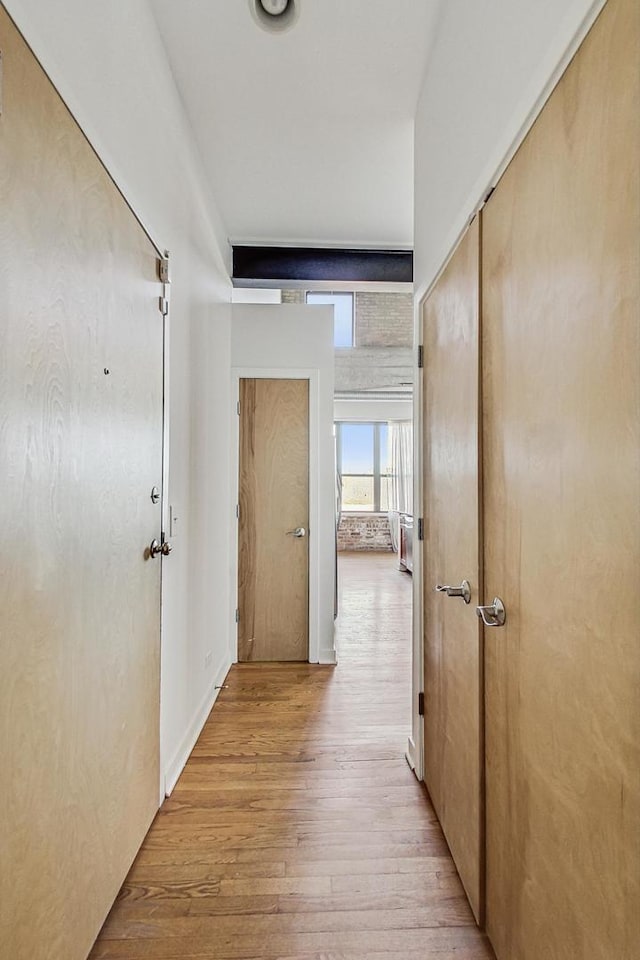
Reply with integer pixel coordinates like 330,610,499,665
249,0,300,34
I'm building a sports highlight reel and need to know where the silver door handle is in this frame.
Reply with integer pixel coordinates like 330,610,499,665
476,597,506,627
149,538,172,558
435,580,471,604
286,527,306,538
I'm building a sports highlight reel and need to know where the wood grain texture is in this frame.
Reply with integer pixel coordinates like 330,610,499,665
89,554,495,959
238,378,309,661
482,0,640,956
422,218,484,922
0,8,163,959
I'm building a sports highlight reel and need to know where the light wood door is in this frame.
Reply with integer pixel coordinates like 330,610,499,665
0,8,163,959
482,0,640,955
422,218,483,922
238,378,309,660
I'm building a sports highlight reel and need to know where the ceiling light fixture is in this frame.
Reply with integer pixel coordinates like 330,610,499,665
249,0,300,34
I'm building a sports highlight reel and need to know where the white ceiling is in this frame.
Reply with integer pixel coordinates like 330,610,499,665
149,0,441,249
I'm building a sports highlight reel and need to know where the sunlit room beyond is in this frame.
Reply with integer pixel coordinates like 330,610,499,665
288,287,415,707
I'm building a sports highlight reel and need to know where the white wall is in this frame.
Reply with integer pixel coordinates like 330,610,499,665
231,304,336,664
232,288,282,304
414,0,605,299
4,0,234,796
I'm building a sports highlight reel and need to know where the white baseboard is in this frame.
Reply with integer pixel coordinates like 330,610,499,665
406,736,420,778
319,647,337,665
163,657,232,797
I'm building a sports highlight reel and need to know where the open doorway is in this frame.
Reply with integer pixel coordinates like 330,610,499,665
231,285,415,747
305,289,415,748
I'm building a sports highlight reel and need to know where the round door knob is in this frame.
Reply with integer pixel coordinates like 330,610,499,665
161,540,172,556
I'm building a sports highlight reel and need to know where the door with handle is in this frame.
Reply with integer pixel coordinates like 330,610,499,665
237,378,309,661
0,10,164,957
422,217,484,922
482,0,640,954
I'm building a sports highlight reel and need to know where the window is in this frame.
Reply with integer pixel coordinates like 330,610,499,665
336,421,390,512
306,292,354,348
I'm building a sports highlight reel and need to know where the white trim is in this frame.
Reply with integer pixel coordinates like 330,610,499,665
405,735,418,773
414,0,607,304
236,279,412,294
230,367,323,665
409,298,424,782
318,646,337,665
157,253,171,806
229,238,413,252
163,657,233,797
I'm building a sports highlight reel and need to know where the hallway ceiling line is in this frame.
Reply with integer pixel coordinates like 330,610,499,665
149,0,441,249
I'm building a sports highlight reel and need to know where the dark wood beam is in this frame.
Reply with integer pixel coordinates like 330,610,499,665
232,245,413,285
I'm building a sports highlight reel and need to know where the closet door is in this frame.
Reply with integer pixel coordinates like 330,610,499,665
482,0,640,956
422,218,483,921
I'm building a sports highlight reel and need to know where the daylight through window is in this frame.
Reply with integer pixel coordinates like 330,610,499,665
336,421,390,512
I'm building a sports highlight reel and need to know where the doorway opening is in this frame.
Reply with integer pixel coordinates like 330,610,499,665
304,287,415,752
230,285,415,749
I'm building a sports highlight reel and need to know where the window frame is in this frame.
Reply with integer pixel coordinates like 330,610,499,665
336,420,389,513
305,291,355,348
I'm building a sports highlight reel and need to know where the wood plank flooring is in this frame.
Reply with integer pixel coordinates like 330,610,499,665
90,552,494,960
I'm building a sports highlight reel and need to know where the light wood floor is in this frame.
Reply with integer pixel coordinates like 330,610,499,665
90,552,494,959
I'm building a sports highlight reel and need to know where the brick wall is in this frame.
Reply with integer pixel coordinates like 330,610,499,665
281,291,413,348
282,290,305,304
337,514,393,551
354,292,413,347
281,290,414,393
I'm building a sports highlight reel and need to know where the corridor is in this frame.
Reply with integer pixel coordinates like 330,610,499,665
90,553,493,959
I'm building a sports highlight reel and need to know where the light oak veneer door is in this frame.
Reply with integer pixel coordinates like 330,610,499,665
482,0,640,956
0,8,163,959
238,378,309,660
422,218,484,923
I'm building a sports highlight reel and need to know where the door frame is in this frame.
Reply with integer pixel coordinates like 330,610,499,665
406,293,425,779
230,367,321,664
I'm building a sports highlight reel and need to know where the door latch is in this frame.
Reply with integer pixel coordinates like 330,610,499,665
435,580,471,604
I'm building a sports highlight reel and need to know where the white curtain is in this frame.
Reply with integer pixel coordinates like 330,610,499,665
388,420,413,552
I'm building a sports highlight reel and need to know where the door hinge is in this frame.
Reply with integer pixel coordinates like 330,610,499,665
418,691,425,716
235,608,239,623
418,517,424,541
158,250,171,315
159,251,171,284
236,400,240,415
417,344,424,369
235,504,240,519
